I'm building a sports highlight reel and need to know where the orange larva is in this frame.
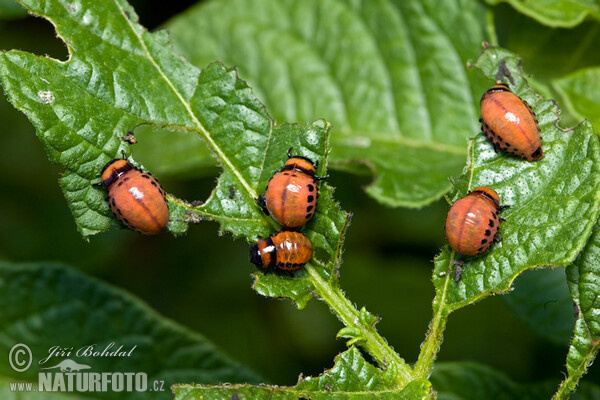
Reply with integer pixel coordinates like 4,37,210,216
480,84,543,161
99,159,169,234
249,230,312,273
445,187,503,256
258,149,324,229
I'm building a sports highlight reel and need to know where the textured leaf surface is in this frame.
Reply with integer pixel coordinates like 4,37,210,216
0,261,261,400
174,348,432,400
554,67,600,130
165,0,491,207
0,0,353,309
487,0,600,27
432,47,600,310
558,222,600,397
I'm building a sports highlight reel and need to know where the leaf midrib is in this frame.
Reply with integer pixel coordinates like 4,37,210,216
113,0,259,200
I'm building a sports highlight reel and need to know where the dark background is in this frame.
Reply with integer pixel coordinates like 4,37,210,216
0,0,595,387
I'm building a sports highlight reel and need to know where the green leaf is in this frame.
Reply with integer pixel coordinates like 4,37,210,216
174,348,433,400
502,268,575,345
0,0,350,303
0,0,26,19
555,222,600,398
0,1,404,376
165,0,492,207
0,380,83,399
487,0,600,27
0,261,261,399
434,47,600,310
431,361,600,400
554,67,600,131
133,126,216,178
415,46,600,379
493,7,600,83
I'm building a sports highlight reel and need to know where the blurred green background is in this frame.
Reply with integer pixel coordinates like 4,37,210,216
0,0,597,388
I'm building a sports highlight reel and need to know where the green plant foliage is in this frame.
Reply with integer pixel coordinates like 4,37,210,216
133,126,215,178
0,0,353,313
502,268,575,345
0,261,261,398
557,222,600,397
431,361,600,399
174,348,432,400
0,0,26,19
433,47,600,310
0,0,345,247
487,0,600,28
162,0,492,208
0,382,78,400
415,46,600,380
554,68,600,130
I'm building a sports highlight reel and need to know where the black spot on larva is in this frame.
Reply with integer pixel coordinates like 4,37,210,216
286,262,292,268
151,181,158,187
111,198,116,206
278,262,284,268
497,136,503,142
142,174,151,179
308,184,315,192
292,174,297,177
283,172,289,176
489,219,494,227
485,229,492,236
481,239,488,244
305,213,313,219
505,142,511,147
117,208,122,215
122,217,130,225
118,181,123,187
492,212,497,219
478,247,484,253
307,195,314,202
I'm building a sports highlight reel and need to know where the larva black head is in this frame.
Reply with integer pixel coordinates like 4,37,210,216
531,146,543,160
100,159,134,188
249,244,263,268
470,186,501,209
480,83,512,106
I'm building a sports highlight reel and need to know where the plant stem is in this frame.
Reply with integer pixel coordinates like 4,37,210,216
413,270,452,378
552,349,599,400
305,265,413,386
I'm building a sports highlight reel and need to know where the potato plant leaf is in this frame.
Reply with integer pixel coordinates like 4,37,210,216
433,47,600,310
174,347,433,400
556,222,600,398
0,261,261,399
0,0,355,311
486,0,600,28
163,0,492,208
431,361,600,399
553,67,600,130
0,0,26,19
502,268,575,345
415,46,600,378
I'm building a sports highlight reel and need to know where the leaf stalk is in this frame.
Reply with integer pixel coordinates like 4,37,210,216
304,265,413,386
